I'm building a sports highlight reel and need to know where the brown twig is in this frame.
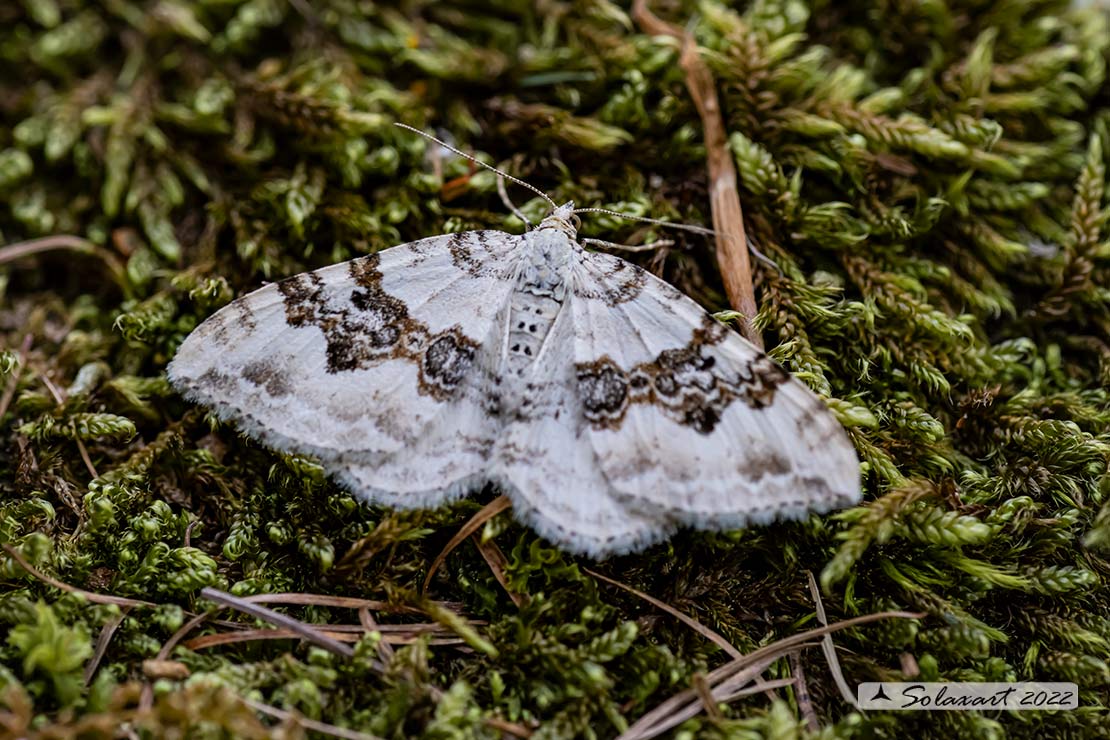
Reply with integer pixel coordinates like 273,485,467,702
483,716,534,739
788,651,819,731
225,621,481,634
423,494,512,593
0,235,125,282
806,570,857,708
358,607,396,663
73,425,100,479
241,697,386,740
199,587,361,660
718,677,795,702
1,542,155,608
631,0,762,348
692,674,723,721
183,520,198,548
585,567,743,660
618,610,923,740
183,628,466,650
241,592,456,614
474,537,525,607
84,608,131,685
141,608,219,711
38,371,99,479
157,612,214,662
623,653,781,740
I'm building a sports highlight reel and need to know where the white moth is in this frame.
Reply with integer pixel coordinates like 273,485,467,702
169,165,860,557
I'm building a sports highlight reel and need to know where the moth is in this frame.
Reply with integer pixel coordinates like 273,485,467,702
169,136,861,557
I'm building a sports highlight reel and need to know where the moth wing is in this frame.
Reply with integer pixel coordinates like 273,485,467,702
168,231,518,471
491,302,678,557
569,252,861,530
326,298,509,509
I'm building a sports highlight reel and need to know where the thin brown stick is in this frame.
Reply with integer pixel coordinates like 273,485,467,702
585,567,742,660
183,628,466,650
631,1,762,348
248,621,479,634
39,369,66,405
199,587,361,660
618,610,923,740
241,697,386,740
0,235,126,286
474,538,524,607
73,424,99,479
84,608,130,685
182,629,360,650
183,520,198,548
37,371,98,479
624,655,781,740
718,677,795,702
483,716,534,739
241,592,454,614
0,234,95,263
157,611,215,661
806,570,857,708
0,334,32,421
2,543,155,608
142,609,217,711
423,494,512,593
358,607,396,663
692,674,723,721
788,651,819,731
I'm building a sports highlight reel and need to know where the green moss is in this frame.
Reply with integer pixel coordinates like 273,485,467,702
1,0,1109,737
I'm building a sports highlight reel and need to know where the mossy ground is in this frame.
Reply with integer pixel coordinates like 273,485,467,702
2,1,1110,738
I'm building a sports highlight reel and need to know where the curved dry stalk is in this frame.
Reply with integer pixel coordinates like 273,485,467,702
473,537,525,607
199,586,362,661
157,610,216,661
182,628,466,651
619,610,923,740
242,696,386,740
630,0,762,348
0,235,126,287
84,608,130,686
422,494,512,593
585,567,743,660
807,569,858,708
2,543,156,608
789,650,819,731
359,606,396,663
243,592,419,611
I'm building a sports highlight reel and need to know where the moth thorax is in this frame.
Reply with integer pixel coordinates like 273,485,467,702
520,230,575,292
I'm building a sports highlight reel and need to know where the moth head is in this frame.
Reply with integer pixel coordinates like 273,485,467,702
537,201,580,237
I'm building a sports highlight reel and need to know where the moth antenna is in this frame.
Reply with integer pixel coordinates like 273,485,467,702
394,123,557,210
497,174,533,230
571,207,716,236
